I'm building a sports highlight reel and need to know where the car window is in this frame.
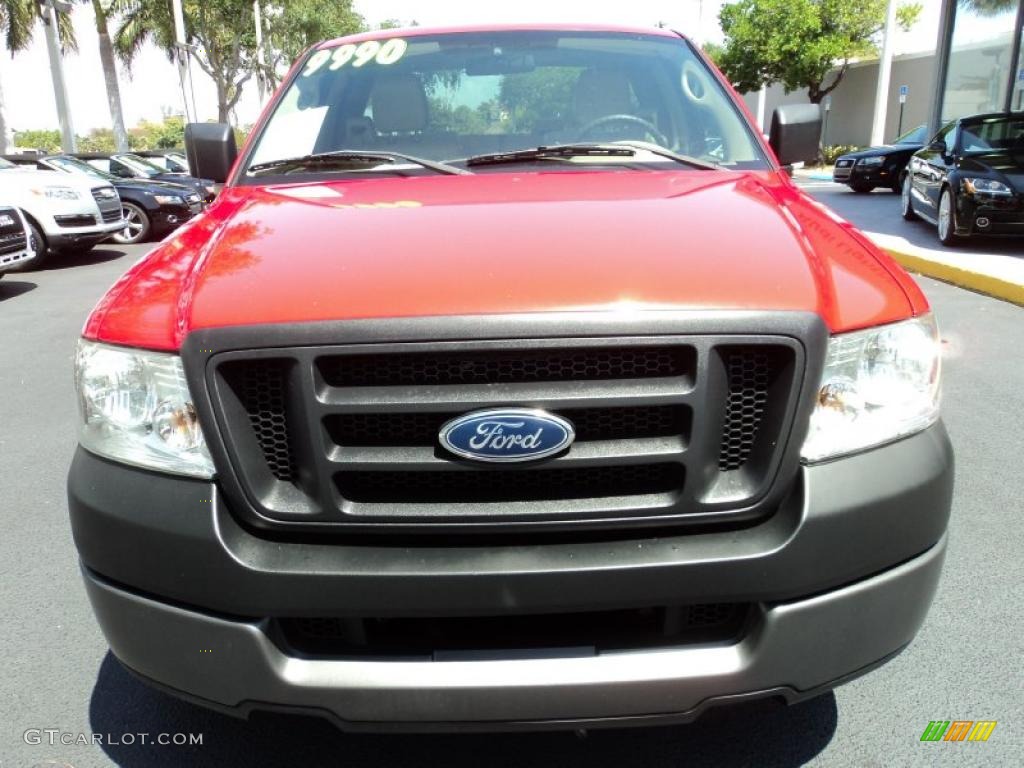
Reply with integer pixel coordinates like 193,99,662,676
894,125,926,144
47,156,114,180
247,30,767,174
0,157,16,170
86,159,112,173
959,116,1024,154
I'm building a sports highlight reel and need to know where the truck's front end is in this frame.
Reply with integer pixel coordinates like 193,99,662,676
68,25,953,731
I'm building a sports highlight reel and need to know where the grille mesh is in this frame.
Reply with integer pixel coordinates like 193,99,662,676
319,346,693,388
327,406,689,447
227,360,296,481
719,349,772,471
337,463,682,504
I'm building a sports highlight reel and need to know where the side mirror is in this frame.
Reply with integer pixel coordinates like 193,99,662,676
768,104,822,167
928,139,946,152
185,122,238,183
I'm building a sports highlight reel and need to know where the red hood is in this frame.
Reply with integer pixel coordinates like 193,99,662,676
85,170,925,351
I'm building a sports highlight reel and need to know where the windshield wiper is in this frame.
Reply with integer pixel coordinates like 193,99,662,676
465,143,721,170
248,150,469,176
466,144,635,168
610,141,723,171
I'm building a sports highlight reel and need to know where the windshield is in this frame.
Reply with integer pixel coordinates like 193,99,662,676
894,125,926,145
47,156,114,180
959,116,1024,156
246,30,766,178
117,155,164,176
0,157,15,170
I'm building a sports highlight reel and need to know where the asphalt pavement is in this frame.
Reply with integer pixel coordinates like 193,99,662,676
1,243,1022,768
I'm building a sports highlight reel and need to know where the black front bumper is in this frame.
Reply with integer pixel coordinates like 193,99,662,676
68,423,953,728
833,163,898,187
956,191,1024,236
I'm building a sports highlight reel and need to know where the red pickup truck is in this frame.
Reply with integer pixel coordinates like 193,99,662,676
69,24,953,731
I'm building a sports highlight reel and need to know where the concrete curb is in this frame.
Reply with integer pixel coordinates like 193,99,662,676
883,247,1024,308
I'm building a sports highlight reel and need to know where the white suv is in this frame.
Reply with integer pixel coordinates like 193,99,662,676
0,157,124,266
0,206,36,275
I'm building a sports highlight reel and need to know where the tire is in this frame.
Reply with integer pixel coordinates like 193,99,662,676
111,202,151,244
849,181,874,194
937,187,961,246
8,216,49,271
900,174,918,221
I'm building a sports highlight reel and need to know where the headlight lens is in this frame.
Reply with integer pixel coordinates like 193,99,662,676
801,315,941,462
153,194,184,205
858,156,885,167
34,185,81,200
962,177,1012,196
74,340,214,477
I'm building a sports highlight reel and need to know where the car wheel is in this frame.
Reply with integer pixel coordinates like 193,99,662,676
849,181,874,193
8,216,49,271
900,175,918,221
937,187,960,246
112,202,151,244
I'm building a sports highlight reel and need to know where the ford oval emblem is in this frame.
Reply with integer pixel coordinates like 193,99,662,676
439,408,575,463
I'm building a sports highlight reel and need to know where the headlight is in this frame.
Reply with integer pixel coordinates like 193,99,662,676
33,185,81,200
801,315,941,462
858,156,885,167
962,177,1012,196
153,194,184,205
74,340,214,477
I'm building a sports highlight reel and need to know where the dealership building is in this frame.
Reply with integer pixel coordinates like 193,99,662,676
745,0,1024,147
933,0,1024,130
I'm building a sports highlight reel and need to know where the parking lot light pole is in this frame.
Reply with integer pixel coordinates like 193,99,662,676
39,0,76,153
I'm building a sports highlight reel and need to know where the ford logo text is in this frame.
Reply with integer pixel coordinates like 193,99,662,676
439,409,575,463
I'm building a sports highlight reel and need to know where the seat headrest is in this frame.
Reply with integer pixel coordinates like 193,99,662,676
573,69,635,125
370,73,429,134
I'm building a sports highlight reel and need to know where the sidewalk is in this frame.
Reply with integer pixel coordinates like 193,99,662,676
795,173,1024,306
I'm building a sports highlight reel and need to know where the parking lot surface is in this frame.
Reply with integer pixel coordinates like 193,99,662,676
1,245,1021,767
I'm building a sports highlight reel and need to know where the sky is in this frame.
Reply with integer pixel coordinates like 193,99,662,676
0,0,948,137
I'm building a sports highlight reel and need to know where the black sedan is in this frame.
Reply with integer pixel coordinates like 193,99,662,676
5,154,205,244
902,112,1024,246
832,125,927,193
75,152,216,203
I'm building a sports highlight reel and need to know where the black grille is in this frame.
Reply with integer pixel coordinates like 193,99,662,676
278,602,749,657
54,214,97,228
719,348,773,471
0,232,27,257
326,405,689,447
101,208,122,223
319,346,694,387
226,360,296,481
208,332,802,534
337,464,682,504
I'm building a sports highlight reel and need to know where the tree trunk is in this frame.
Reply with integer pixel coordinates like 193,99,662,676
92,0,129,152
217,80,230,123
0,74,13,153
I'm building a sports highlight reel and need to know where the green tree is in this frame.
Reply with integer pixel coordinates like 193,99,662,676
12,127,62,152
499,67,580,131
717,0,922,103
260,0,363,90
114,0,362,123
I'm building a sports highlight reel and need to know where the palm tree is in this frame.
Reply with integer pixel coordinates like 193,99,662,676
87,0,128,151
0,0,34,151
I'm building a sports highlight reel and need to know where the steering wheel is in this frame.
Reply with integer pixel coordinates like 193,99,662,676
577,114,669,147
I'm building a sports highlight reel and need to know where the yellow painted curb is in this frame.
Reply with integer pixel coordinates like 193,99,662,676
883,247,1024,308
